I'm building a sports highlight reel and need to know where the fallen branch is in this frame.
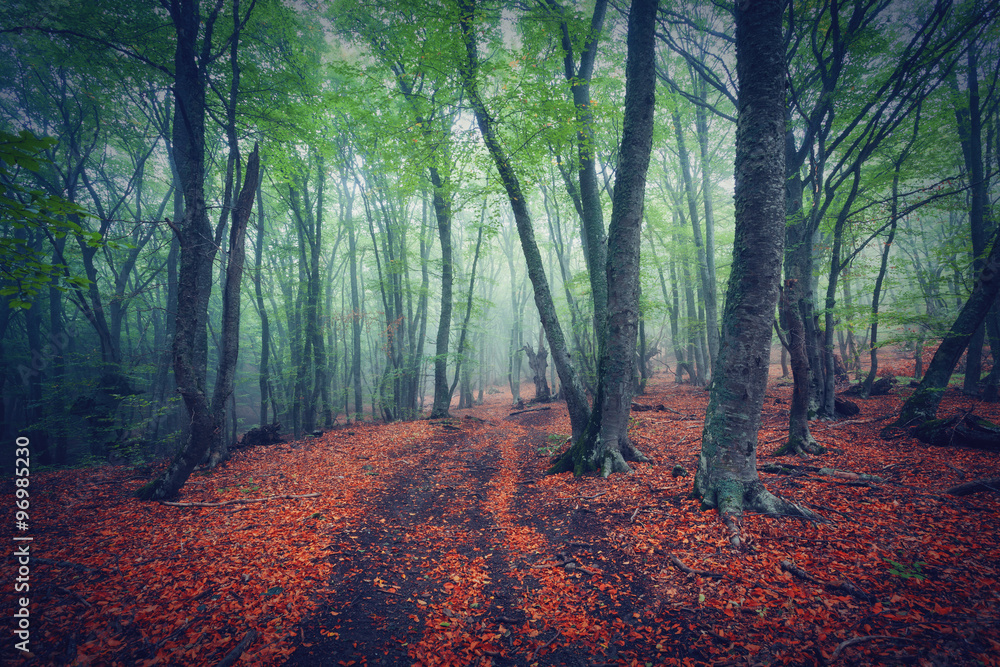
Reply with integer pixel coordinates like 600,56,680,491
508,406,552,417
781,560,871,601
825,413,895,427
828,634,914,664
528,630,559,662
375,587,404,597
946,477,1000,496
213,629,258,667
780,559,819,583
57,586,92,607
668,554,726,579
161,492,321,508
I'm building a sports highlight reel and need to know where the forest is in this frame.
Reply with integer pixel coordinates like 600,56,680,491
2,0,1000,665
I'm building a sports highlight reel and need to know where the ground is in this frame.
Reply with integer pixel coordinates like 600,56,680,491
3,353,1000,666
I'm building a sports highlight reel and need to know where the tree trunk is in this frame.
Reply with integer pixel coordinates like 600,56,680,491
953,42,990,395
459,0,591,439
774,281,825,457
208,145,259,467
253,172,272,427
429,166,454,418
523,330,552,403
549,0,658,476
548,0,610,356
891,234,1000,429
693,0,817,537
449,221,485,402
136,0,227,501
672,106,717,377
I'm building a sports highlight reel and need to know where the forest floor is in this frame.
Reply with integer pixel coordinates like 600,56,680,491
3,358,1000,666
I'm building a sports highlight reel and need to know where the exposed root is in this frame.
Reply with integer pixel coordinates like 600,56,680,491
547,433,650,478
772,432,827,458
705,479,826,547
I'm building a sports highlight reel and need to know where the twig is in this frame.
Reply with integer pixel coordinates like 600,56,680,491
668,554,726,579
578,492,606,500
508,406,552,416
213,629,258,667
629,507,641,522
375,587,404,596
529,630,560,662
161,492,320,507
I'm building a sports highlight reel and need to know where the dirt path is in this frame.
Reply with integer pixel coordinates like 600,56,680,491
285,408,668,666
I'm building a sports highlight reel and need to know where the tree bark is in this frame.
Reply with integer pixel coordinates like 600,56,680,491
208,144,259,467
459,0,591,440
549,0,658,476
694,0,817,536
523,330,552,403
137,0,227,501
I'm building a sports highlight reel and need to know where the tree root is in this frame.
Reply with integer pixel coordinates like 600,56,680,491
780,560,872,602
668,554,726,579
548,433,650,478
772,433,826,457
213,629,257,667
710,480,825,547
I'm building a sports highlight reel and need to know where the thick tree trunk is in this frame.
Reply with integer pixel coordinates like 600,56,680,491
694,0,817,538
549,0,658,476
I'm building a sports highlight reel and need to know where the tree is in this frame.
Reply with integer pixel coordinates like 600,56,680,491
891,234,1000,429
549,0,658,476
458,0,592,441
136,0,253,501
693,0,816,545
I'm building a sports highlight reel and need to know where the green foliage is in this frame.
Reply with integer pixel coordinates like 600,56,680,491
0,129,97,308
885,557,927,581
538,432,567,456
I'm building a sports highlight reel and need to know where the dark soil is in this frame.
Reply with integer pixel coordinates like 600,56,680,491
284,409,702,666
